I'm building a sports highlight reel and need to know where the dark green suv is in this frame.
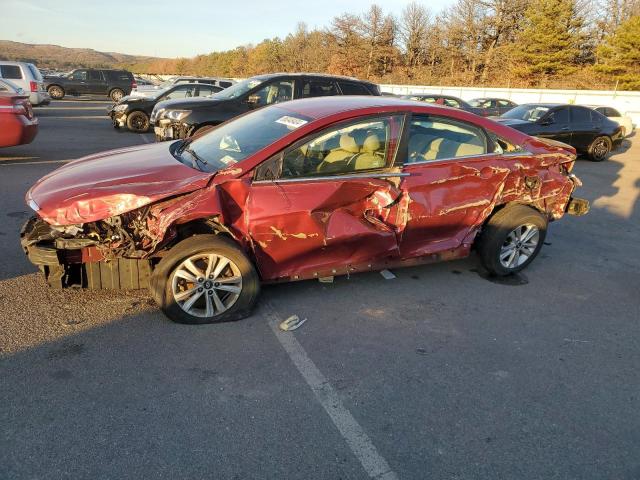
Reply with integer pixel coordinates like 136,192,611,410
45,69,135,101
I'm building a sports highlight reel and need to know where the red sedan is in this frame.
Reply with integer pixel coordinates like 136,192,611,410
21,96,588,324
0,79,38,147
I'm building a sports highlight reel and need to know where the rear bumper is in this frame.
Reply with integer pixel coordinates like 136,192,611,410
21,216,151,290
566,197,590,216
30,92,51,106
0,115,38,147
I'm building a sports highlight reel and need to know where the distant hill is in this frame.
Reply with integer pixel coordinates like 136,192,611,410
0,40,166,71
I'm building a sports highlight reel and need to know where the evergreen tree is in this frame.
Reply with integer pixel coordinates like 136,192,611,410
596,15,640,89
509,0,585,83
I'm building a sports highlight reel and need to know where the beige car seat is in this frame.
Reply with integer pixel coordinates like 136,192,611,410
411,133,485,161
353,133,385,170
317,134,361,171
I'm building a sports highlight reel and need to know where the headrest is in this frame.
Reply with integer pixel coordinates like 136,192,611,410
339,134,360,153
362,134,381,153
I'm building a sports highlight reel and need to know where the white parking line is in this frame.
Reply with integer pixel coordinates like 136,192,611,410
0,159,71,166
265,303,399,480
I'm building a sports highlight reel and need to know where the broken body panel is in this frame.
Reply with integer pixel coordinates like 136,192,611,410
22,97,587,289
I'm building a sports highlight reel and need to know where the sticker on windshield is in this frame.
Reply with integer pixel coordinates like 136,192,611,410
219,155,238,166
275,116,308,130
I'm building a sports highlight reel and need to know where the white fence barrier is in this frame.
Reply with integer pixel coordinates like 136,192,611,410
381,84,640,126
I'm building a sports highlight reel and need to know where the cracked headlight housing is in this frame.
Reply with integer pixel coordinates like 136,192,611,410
165,109,191,121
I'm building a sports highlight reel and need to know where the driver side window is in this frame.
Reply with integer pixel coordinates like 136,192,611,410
277,115,403,179
249,80,294,107
162,86,196,101
549,107,569,124
70,70,87,81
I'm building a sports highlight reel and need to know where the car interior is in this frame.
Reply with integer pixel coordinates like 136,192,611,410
281,120,389,177
407,119,486,162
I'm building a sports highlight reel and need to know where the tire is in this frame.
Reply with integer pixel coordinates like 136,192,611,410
110,88,125,102
587,135,612,162
149,235,260,324
476,204,547,276
48,85,64,100
126,111,150,133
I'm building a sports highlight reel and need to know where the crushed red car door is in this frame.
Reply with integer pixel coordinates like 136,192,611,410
397,115,514,259
247,175,404,281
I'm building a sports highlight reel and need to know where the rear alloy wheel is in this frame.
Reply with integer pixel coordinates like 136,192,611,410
588,135,612,162
126,111,150,133
150,235,260,324
110,88,125,102
48,85,64,100
477,204,547,276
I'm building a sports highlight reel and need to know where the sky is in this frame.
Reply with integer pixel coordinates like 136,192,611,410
2,0,453,58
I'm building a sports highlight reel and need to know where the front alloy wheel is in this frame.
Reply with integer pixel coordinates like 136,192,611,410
150,235,260,324
171,253,242,318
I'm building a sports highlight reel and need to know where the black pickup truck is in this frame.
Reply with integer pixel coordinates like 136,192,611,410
45,69,135,101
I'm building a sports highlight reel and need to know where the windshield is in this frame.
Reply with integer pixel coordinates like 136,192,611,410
175,106,312,173
501,105,550,122
213,78,264,100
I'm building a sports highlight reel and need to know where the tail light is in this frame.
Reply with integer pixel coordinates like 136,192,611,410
131,81,137,89
12,100,33,119
30,81,38,92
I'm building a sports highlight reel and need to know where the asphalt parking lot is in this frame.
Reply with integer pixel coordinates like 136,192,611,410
1,100,639,480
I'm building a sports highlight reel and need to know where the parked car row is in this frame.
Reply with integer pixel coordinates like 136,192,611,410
398,94,630,161
130,76,235,98
109,83,224,132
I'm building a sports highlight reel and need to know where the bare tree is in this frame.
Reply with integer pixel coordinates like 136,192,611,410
399,2,431,75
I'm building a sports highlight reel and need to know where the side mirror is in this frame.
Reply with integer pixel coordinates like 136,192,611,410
539,117,553,126
247,95,260,106
254,154,283,181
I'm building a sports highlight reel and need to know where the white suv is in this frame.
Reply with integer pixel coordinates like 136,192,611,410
0,61,50,106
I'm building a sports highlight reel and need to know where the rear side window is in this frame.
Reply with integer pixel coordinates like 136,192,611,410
88,70,103,81
607,108,621,117
27,64,43,81
104,70,133,81
219,81,233,88
1,65,23,79
571,107,592,123
407,116,488,162
302,80,338,97
338,82,370,95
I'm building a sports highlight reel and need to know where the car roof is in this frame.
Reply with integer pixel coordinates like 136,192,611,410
276,95,461,119
0,61,35,66
250,72,375,85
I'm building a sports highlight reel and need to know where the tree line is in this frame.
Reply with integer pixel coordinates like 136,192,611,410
128,0,640,90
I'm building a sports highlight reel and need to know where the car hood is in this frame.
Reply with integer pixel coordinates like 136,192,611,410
27,142,213,225
494,118,538,132
118,95,154,104
155,96,227,111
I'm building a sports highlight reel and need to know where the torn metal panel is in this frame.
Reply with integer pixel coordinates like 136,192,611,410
246,178,403,281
